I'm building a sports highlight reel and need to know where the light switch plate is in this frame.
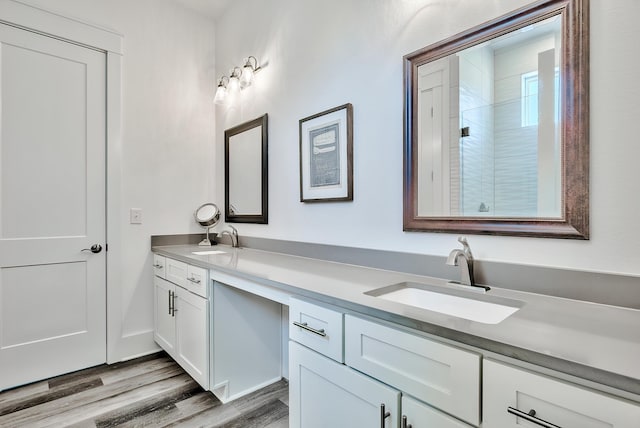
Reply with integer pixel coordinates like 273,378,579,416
130,208,142,224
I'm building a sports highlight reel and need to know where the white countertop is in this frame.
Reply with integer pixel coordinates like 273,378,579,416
153,244,640,395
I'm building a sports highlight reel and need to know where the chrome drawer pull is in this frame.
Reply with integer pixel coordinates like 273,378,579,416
380,404,390,428
507,407,561,428
153,264,163,269
187,277,201,284
168,290,173,315
402,415,412,428
292,321,326,337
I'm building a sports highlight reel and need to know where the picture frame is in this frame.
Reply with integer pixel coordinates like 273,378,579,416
299,103,353,202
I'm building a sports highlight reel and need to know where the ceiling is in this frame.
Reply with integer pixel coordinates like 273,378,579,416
173,0,232,20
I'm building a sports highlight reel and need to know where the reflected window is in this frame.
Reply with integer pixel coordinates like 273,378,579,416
521,69,560,127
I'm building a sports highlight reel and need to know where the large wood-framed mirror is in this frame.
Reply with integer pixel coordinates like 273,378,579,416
403,0,588,238
225,114,268,224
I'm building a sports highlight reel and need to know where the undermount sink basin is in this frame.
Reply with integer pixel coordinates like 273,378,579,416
192,250,226,256
365,281,522,324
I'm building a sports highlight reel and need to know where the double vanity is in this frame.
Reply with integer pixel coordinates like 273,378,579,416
151,242,640,428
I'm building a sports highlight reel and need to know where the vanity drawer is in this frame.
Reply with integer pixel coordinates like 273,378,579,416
185,264,208,298
153,254,166,279
345,315,480,426
483,359,640,428
165,258,188,288
289,298,344,362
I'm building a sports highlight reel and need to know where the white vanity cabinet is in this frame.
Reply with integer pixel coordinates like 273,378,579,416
173,284,208,387
153,255,209,389
151,248,640,427
483,359,640,428
153,274,175,354
289,298,479,428
289,298,344,362
290,341,400,428
345,314,480,426
402,395,473,428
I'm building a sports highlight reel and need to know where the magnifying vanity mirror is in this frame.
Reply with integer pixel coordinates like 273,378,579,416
225,114,268,224
194,203,221,246
403,0,588,238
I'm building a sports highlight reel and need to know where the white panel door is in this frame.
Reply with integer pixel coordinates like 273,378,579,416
0,23,106,390
417,57,451,216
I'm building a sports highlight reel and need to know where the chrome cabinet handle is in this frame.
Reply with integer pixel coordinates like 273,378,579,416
187,277,201,284
153,264,163,269
167,290,178,317
171,291,177,316
402,415,412,428
292,321,326,337
380,404,391,428
508,407,561,428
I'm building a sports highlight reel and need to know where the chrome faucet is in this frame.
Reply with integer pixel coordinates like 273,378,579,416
220,225,239,248
446,236,489,291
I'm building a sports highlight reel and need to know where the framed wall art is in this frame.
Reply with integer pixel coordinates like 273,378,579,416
299,103,353,202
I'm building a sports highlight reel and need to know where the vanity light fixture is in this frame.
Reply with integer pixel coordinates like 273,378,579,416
214,56,262,105
214,76,229,105
240,56,261,88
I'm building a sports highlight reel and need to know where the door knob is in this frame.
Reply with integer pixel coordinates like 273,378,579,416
82,244,103,254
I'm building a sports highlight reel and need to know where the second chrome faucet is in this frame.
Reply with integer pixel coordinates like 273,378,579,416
446,236,490,291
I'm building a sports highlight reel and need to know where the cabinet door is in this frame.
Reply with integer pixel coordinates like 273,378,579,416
154,277,175,357
175,286,209,389
345,315,480,426
484,359,640,428
289,341,400,428
402,395,471,428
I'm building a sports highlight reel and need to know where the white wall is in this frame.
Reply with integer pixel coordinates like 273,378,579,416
16,0,639,361
215,0,640,278
18,0,217,360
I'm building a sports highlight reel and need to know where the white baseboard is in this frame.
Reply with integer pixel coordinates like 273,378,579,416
213,376,283,404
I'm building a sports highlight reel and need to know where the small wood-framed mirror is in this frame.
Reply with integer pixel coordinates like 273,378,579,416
225,114,268,224
403,0,589,238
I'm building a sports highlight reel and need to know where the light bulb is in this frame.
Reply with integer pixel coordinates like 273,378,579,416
240,65,254,88
228,75,240,95
214,85,227,104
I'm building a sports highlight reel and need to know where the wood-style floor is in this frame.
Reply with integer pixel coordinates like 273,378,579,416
0,352,289,428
